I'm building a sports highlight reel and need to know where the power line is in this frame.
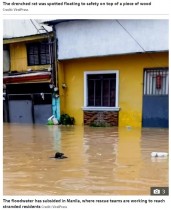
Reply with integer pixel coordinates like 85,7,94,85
116,20,146,52
30,19,40,34
115,20,167,67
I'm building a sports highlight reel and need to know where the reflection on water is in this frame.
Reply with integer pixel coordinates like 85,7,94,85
3,123,168,195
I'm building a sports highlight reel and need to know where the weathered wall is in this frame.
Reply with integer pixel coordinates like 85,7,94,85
58,52,168,127
56,20,168,60
9,41,50,72
3,49,10,72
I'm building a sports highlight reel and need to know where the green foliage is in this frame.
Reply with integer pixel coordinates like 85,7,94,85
60,114,75,125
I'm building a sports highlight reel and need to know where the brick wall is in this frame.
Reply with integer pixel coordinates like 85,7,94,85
84,111,118,126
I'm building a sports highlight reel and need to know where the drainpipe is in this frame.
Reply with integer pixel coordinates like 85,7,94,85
40,26,54,83
51,25,61,122
52,25,58,88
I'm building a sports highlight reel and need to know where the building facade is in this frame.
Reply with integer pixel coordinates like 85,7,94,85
47,19,169,128
3,20,55,124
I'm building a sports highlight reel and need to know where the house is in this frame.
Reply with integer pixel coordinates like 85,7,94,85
44,19,169,128
3,19,58,124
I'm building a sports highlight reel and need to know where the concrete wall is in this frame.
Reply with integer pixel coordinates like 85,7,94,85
3,50,10,72
56,19,168,60
9,41,50,71
58,52,168,127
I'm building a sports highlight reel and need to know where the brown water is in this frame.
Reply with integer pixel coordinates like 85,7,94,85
3,123,168,195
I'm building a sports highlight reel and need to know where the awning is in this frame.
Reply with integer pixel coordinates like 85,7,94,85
3,71,51,84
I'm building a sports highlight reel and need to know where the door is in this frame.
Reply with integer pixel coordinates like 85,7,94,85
33,93,52,124
142,68,169,128
8,94,33,124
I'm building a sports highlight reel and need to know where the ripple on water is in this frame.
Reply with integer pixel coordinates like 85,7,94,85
3,124,168,195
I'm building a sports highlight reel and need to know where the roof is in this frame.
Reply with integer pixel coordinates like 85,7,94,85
3,19,52,39
43,19,80,26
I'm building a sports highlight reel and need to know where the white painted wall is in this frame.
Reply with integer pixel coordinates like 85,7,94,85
55,19,168,60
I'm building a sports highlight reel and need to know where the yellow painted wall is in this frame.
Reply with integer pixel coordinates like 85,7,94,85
58,61,65,112
10,41,50,72
58,52,168,127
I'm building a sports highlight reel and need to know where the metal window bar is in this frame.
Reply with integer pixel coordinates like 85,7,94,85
144,68,168,95
94,79,96,106
101,79,103,106
88,74,116,106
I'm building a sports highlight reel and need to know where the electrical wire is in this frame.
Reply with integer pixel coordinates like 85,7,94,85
116,20,146,52
30,19,40,34
115,20,168,67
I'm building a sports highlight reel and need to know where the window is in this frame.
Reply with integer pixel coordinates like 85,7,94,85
3,44,10,72
27,42,51,66
144,68,168,95
83,71,119,111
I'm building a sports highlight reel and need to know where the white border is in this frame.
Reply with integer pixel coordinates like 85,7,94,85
82,70,120,111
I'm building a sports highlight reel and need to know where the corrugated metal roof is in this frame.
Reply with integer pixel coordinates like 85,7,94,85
43,19,81,25
44,19,71,25
3,19,52,39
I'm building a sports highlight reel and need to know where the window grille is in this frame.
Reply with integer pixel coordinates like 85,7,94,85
27,42,51,66
87,74,116,107
143,68,168,95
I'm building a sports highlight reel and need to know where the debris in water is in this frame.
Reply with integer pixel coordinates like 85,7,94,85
151,152,168,157
50,152,68,159
47,115,59,125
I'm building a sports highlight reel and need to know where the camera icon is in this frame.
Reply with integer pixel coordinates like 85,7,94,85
151,187,169,196
153,189,161,195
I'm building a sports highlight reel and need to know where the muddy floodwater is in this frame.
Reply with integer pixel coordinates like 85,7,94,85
3,123,168,195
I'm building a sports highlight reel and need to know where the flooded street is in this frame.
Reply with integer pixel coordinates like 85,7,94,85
3,123,168,195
